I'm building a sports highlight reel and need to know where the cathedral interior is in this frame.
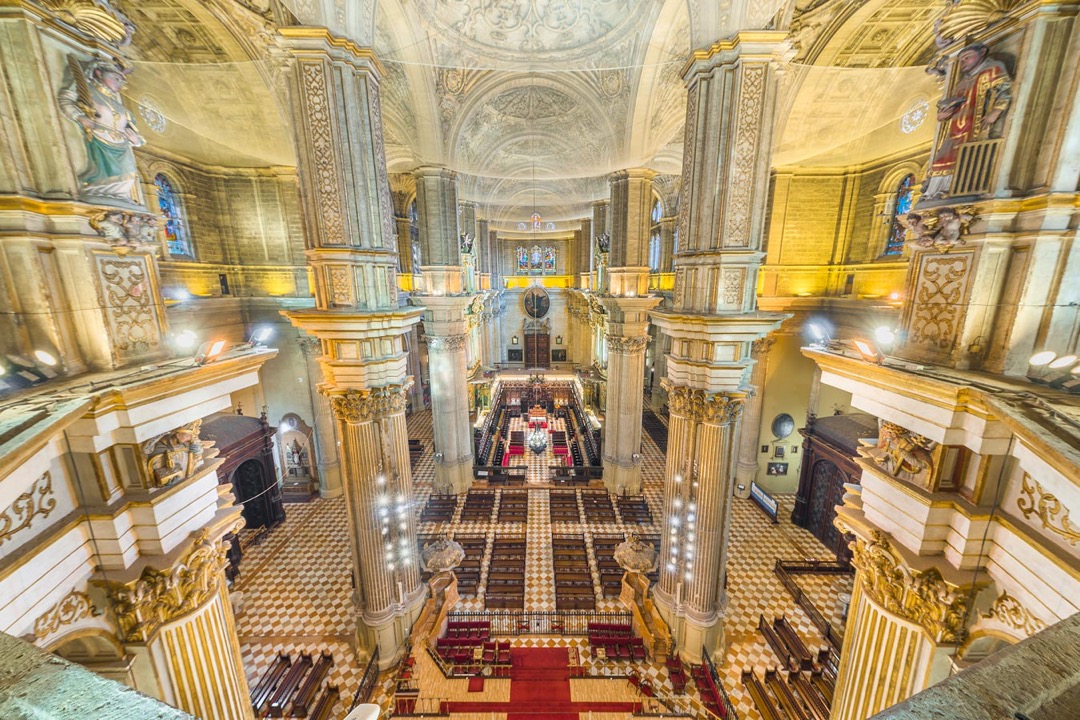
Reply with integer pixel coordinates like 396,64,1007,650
2,0,1080,719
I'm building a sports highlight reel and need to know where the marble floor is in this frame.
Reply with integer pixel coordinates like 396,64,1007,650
234,408,841,720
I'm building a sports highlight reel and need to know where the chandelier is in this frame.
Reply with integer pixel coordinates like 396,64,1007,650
527,427,548,454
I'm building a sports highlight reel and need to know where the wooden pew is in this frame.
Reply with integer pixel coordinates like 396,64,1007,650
250,653,291,715
310,685,338,720
765,668,809,720
811,669,835,704
741,669,785,720
775,616,814,671
290,651,333,717
759,614,798,673
791,672,831,720
267,651,312,717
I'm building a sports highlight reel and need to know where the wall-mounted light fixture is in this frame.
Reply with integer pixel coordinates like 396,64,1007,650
512,335,519,345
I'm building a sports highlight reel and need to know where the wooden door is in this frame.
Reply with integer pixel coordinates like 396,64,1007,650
525,333,551,368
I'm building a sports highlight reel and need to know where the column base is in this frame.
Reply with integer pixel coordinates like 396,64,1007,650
435,456,473,494
653,588,725,665
734,460,757,498
360,584,428,671
318,461,343,498
603,457,642,496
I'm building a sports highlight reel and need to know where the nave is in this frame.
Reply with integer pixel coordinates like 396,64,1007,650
236,410,851,720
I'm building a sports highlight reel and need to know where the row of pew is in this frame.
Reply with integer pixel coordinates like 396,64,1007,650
420,494,456,523
485,536,525,608
552,534,594,611
249,651,336,719
617,496,653,524
550,491,580,522
582,492,617,523
498,491,528,522
745,614,836,720
460,491,495,522
593,535,625,596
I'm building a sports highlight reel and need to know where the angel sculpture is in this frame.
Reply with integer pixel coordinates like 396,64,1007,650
903,206,975,250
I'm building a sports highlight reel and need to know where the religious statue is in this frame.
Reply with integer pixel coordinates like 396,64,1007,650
864,420,936,487
924,43,1012,199
144,420,212,488
459,233,474,255
595,233,611,254
58,57,146,206
89,208,159,250
903,205,976,250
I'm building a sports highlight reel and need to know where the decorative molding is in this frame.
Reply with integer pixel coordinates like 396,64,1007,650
851,530,969,644
982,591,1046,638
0,473,56,547
721,268,744,306
98,529,231,643
328,383,412,423
751,336,776,357
424,334,468,353
1018,474,1080,545
907,251,973,354
95,254,163,361
296,336,321,358
605,335,649,354
723,63,766,248
300,61,346,246
662,382,744,425
33,590,100,639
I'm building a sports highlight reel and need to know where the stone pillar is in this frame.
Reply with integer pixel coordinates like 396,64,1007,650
300,337,343,498
601,169,660,496
578,217,593,289
477,218,490,290
659,216,676,272
654,385,745,663
650,32,788,662
413,166,474,493
278,27,424,667
488,229,501,287
100,529,254,720
734,336,775,496
649,333,670,411
591,200,609,291
394,213,414,275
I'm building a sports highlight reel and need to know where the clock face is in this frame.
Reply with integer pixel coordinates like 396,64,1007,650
522,287,550,319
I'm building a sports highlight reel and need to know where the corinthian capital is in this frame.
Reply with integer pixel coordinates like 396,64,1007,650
329,382,412,423
752,336,777,357
606,334,649,354
662,381,745,425
424,334,468,353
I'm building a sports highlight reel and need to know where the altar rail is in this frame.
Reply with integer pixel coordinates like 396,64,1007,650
446,610,631,637
702,645,740,720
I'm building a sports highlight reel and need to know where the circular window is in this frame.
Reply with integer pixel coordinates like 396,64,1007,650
900,98,929,134
771,413,795,440
522,286,550,319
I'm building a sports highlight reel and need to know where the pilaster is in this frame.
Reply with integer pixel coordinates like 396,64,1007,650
734,336,776,493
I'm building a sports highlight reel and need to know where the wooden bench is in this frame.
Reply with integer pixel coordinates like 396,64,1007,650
310,685,338,720
775,616,814,671
290,651,333,717
792,671,831,720
741,669,785,720
267,651,312,717
250,652,290,715
765,667,810,720
759,614,798,673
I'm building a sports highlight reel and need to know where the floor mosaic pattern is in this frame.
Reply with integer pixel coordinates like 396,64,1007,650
235,408,842,720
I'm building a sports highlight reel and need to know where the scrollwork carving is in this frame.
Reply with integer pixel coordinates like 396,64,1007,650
33,590,100,639
99,529,231,643
605,335,649,354
1017,474,1080,545
328,383,411,424
663,383,744,426
724,63,765,248
982,591,1046,638
851,530,970,643
0,474,56,547
301,61,346,246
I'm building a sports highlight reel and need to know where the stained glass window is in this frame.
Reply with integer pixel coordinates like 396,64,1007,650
885,174,915,256
517,246,528,274
154,174,191,257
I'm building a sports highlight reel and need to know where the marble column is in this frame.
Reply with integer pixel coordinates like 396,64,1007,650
413,166,474,493
578,217,593,289
601,169,660,496
278,27,423,667
650,32,788,662
100,529,254,720
733,336,776,497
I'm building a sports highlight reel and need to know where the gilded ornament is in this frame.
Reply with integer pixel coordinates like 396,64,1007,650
98,529,230,643
863,420,937,487
851,530,970,644
982,591,1046,638
662,382,744,425
144,420,213,488
903,206,976,250
605,335,649,354
329,383,411,423
41,0,134,46
33,590,100,639
0,473,57,547
1017,474,1080,545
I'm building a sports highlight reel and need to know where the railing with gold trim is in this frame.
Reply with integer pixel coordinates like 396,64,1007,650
951,138,1003,197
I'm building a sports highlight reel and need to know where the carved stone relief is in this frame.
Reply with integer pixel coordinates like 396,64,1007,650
982,591,1046,638
95,254,164,362
723,63,766,248
33,590,101,639
300,61,346,246
0,474,56,547
1017,474,1080,545
906,251,974,358
328,383,411,423
863,420,937,487
143,420,214,488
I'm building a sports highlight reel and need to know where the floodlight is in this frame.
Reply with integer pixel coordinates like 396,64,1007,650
852,338,884,364
194,339,227,366
34,350,58,366
175,329,198,349
874,327,897,346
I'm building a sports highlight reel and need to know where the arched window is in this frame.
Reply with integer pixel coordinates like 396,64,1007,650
408,199,421,270
154,174,192,257
649,231,661,272
650,199,663,224
885,174,915,256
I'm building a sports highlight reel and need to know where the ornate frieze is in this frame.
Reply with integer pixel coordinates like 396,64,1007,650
33,590,100,639
0,473,56,547
99,529,231,643
424,334,468,353
143,420,213,488
95,254,163,361
605,335,649,354
751,336,777,357
851,530,969,644
863,420,938,487
328,383,411,423
663,383,744,425
1018,474,1080,545
300,61,346,246
982,591,1046,638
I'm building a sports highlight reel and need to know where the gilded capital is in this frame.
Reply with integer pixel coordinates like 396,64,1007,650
424,334,469,353
850,530,970,644
329,382,412,423
606,334,649,354
662,381,745,425
97,529,231,643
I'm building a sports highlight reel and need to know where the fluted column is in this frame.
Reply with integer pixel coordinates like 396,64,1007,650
654,385,745,662
734,336,775,495
578,217,593,289
278,27,424,667
602,331,655,495
650,32,788,661
413,166,474,493
100,529,253,720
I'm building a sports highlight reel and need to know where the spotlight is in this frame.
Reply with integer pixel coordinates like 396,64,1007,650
874,327,897,346
249,327,273,346
1027,350,1061,384
1028,351,1057,367
194,339,227,366
806,321,832,347
851,338,884,364
1048,354,1076,370
175,329,198,349
34,350,58,366
1046,355,1079,388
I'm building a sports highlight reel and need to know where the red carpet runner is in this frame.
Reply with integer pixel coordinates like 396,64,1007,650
444,647,637,718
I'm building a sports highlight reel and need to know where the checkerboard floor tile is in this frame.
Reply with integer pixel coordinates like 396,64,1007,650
235,409,844,720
